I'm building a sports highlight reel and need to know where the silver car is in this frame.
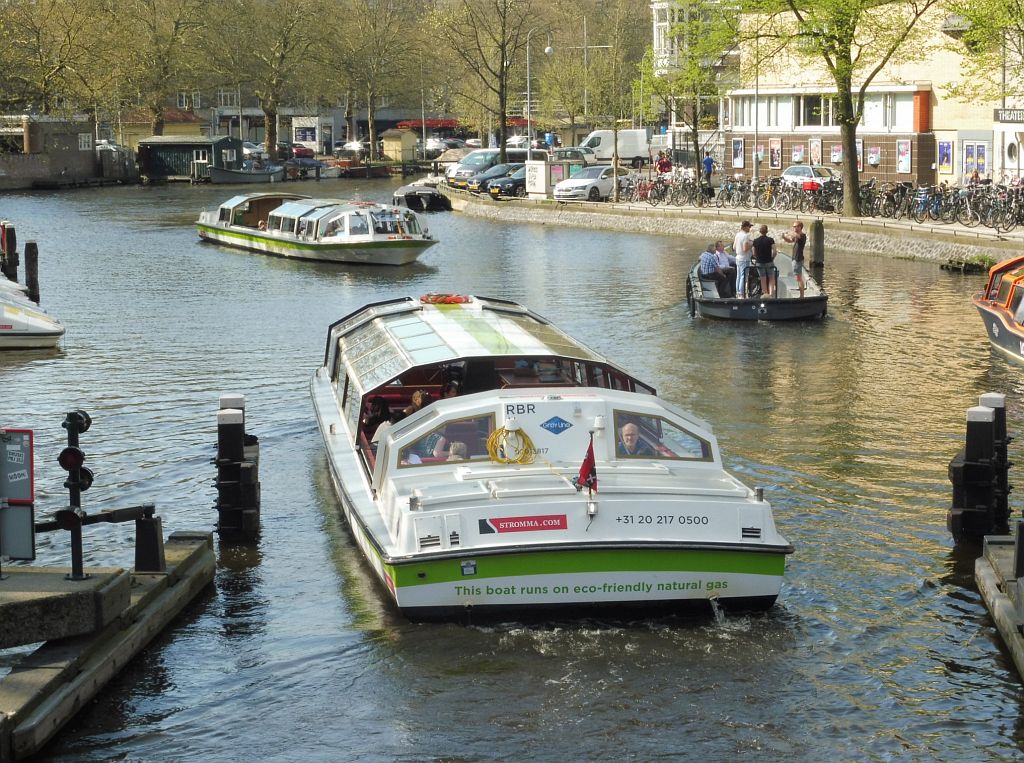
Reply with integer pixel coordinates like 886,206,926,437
553,165,632,201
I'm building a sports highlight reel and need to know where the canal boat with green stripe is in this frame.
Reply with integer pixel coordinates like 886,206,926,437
311,295,793,619
196,192,437,265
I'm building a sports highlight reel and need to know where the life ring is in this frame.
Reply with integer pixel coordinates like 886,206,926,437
420,294,472,305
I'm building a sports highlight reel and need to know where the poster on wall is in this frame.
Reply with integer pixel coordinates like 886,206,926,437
769,138,782,169
896,140,912,173
965,144,976,174
755,143,765,162
856,139,863,172
792,144,805,163
732,138,744,168
938,141,953,174
810,138,822,166
831,144,843,162
977,145,987,175
867,146,881,166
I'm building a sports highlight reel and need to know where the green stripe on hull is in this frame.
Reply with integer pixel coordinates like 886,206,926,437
388,547,786,588
197,224,432,252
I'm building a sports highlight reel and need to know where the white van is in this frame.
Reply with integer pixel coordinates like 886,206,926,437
579,129,651,167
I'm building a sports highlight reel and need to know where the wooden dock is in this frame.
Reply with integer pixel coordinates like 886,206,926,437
975,528,1024,680
0,531,214,761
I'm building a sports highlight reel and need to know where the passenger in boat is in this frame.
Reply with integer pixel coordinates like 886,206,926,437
403,389,432,418
258,220,267,231
781,221,807,298
617,422,655,457
441,380,461,399
698,243,731,298
732,221,753,298
447,441,467,461
362,396,391,434
752,224,778,298
714,241,736,292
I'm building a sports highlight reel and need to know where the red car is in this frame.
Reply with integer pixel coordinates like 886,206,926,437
291,144,316,158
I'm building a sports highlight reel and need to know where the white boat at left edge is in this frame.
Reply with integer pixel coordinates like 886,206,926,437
0,280,64,349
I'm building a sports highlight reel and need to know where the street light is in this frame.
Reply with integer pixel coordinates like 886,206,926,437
526,28,553,143
567,17,611,126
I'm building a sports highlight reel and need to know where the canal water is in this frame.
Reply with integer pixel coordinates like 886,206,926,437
1,179,1023,760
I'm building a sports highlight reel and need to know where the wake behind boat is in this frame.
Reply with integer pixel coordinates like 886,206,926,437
196,192,438,265
687,252,828,321
311,295,793,620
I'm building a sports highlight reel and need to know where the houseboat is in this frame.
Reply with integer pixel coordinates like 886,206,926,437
975,255,1024,362
311,295,793,620
687,252,828,321
196,192,437,265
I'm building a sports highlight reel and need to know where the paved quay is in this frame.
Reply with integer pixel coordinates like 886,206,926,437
441,187,1024,264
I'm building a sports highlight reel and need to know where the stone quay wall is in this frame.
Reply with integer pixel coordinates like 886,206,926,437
443,190,1023,264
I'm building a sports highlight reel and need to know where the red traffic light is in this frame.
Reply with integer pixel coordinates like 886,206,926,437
58,446,86,471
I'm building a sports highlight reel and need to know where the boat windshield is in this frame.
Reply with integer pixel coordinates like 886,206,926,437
994,268,1024,303
612,410,712,461
371,211,406,234
397,413,496,467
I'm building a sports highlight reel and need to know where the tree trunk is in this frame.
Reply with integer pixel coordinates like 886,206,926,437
833,80,860,216
367,85,377,162
265,107,280,160
150,106,165,137
497,78,507,163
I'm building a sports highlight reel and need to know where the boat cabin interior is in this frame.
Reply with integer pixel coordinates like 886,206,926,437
983,257,1024,325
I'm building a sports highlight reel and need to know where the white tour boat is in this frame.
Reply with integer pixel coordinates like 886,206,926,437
196,192,437,265
311,295,793,620
0,281,64,349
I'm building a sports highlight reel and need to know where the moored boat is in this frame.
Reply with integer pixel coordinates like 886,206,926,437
687,252,828,321
196,192,438,265
209,162,286,184
392,177,451,211
311,295,793,620
974,255,1024,362
0,281,64,349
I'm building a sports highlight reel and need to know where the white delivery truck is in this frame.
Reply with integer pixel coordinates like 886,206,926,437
579,128,651,167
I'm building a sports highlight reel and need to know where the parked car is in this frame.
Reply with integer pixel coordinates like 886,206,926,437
466,163,523,194
553,165,632,202
291,144,316,158
551,147,597,166
488,165,528,199
781,164,835,189
464,138,482,148
242,141,267,159
506,135,530,148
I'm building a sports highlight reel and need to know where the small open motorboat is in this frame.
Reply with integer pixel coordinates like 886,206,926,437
392,177,451,212
209,161,286,184
311,295,793,620
686,252,828,321
0,280,64,349
196,192,438,265
974,255,1024,362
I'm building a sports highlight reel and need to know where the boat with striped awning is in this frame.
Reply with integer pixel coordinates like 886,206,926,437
311,295,793,620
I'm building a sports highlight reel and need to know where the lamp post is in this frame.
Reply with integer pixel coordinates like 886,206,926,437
568,18,611,127
526,28,553,143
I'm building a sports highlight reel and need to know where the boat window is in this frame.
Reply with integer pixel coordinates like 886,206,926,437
996,277,1015,304
371,211,402,234
398,414,495,467
1011,287,1024,319
612,411,711,461
349,214,369,235
402,211,421,234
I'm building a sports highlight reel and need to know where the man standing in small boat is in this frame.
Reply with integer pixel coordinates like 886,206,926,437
732,221,753,298
752,224,778,298
782,220,807,298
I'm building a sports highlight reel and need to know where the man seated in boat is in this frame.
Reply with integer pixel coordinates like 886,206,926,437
617,421,655,457
698,243,732,298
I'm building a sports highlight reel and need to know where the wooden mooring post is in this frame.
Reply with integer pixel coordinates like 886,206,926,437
214,394,261,541
24,242,39,303
809,219,825,268
0,221,18,282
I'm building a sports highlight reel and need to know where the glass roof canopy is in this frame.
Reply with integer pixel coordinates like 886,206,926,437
325,297,637,395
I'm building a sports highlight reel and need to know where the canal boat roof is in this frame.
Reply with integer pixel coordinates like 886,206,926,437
323,296,656,400
270,198,404,220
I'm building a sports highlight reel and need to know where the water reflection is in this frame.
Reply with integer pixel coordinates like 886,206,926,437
2,182,1024,759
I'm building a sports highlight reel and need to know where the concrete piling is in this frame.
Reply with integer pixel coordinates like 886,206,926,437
809,219,825,267
214,395,260,541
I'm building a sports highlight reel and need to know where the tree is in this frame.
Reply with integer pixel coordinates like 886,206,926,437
107,0,206,136
203,0,324,160
657,1,740,179
429,0,541,161
759,0,940,215
0,0,111,113
945,0,1024,104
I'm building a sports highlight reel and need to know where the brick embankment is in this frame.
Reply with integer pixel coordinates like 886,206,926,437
442,188,1024,264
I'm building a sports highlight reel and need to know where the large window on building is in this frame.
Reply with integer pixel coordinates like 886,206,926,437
217,89,239,108
796,95,835,127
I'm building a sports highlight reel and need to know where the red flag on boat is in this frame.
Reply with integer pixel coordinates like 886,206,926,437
573,436,598,493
